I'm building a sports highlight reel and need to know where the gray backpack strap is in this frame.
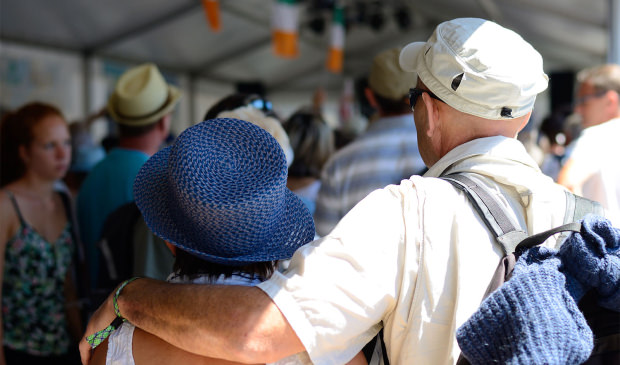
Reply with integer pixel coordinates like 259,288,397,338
564,190,604,222
554,191,604,248
441,173,528,255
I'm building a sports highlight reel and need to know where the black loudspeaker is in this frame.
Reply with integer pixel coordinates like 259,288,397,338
236,81,266,97
549,71,575,112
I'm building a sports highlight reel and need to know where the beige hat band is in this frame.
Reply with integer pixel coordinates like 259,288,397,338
114,89,173,122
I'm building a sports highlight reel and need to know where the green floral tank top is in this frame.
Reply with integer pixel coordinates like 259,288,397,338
2,192,73,355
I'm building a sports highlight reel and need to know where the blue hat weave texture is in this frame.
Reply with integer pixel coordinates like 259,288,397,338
133,118,315,265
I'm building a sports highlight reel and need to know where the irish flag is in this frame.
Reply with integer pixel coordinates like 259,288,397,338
272,0,300,58
201,0,221,32
326,5,345,73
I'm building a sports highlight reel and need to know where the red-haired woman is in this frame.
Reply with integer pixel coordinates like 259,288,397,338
0,102,83,364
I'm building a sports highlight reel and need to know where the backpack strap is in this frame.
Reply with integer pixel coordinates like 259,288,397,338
443,174,606,365
555,191,604,249
58,190,86,263
564,190,605,223
57,189,92,317
516,222,581,251
441,173,528,255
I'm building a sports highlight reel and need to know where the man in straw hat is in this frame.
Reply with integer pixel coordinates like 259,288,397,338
313,47,425,237
77,63,181,291
81,18,587,364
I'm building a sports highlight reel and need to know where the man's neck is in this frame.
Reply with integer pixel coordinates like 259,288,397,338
379,111,410,118
583,114,620,129
118,134,163,156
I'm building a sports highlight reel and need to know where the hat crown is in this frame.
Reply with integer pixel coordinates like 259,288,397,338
368,48,417,100
436,18,543,85
134,117,315,265
115,63,168,118
167,119,287,257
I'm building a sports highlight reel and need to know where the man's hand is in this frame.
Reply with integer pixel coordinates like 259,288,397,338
79,291,116,365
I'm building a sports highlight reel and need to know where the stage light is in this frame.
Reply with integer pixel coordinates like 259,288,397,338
309,14,326,35
394,6,410,30
368,12,384,31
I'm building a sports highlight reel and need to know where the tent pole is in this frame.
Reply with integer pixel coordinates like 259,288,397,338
610,0,620,63
82,54,92,117
189,75,197,127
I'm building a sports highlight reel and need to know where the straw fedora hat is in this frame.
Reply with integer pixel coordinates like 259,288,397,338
107,63,181,126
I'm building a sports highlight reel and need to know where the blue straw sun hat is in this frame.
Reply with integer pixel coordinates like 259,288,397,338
133,118,315,265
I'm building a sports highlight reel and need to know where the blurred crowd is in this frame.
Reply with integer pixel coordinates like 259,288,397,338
1,26,619,365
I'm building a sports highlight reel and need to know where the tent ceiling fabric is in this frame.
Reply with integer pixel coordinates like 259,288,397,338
0,0,611,92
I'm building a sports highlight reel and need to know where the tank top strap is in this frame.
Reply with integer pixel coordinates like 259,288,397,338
6,191,27,226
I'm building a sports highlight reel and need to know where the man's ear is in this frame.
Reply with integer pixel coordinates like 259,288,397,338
422,92,440,137
607,89,620,111
364,87,379,110
159,114,172,134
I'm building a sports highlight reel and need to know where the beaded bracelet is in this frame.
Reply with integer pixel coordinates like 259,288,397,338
86,277,141,348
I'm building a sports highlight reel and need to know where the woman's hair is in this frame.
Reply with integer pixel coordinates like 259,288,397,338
0,102,65,187
218,106,294,167
284,108,335,178
173,249,277,282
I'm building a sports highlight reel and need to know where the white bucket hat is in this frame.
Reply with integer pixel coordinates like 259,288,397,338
399,18,549,120
107,63,181,126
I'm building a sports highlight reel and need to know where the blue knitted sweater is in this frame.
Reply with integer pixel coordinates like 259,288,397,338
456,214,620,364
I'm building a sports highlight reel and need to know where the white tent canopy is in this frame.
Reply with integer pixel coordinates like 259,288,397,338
1,0,618,132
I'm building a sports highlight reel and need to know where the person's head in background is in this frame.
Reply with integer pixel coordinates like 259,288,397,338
204,93,294,167
573,64,620,129
133,118,315,282
539,105,576,155
203,93,278,121
365,47,418,118
0,102,71,187
284,107,335,180
63,121,106,196
106,63,181,156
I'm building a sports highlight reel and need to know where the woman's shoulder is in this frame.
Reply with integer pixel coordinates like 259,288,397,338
0,188,20,246
0,187,15,216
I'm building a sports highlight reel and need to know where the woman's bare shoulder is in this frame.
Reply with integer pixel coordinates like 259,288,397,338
0,189,16,222
0,188,18,248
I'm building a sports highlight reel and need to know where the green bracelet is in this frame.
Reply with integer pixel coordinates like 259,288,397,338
113,277,141,319
86,277,141,349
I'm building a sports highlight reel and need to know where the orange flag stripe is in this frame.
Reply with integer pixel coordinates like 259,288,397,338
201,0,221,31
326,48,343,73
273,30,299,58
